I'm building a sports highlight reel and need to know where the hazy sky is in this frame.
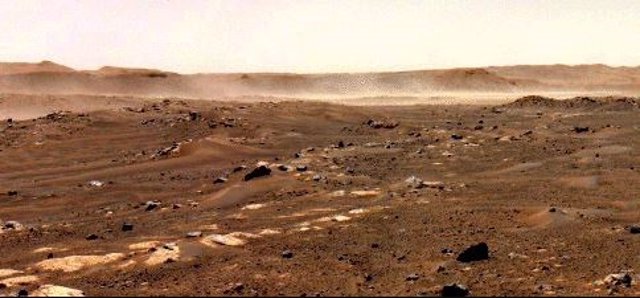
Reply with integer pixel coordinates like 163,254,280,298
1,0,639,73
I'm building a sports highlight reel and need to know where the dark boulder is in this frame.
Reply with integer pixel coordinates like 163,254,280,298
122,223,134,232
441,283,469,297
85,234,99,241
573,126,590,133
456,242,489,262
244,166,271,181
145,201,160,211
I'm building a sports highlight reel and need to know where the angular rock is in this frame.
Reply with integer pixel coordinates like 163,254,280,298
451,134,463,140
188,111,200,121
277,164,292,172
498,135,515,142
232,165,247,173
163,242,178,250
456,242,489,263
281,250,294,259
243,166,271,181
296,165,308,172
85,234,99,241
629,225,640,234
144,201,160,211
405,273,419,281
405,176,424,188
186,231,203,238
364,273,374,282
3,221,23,231
604,272,632,287
574,126,590,133
441,283,469,297
213,177,228,184
121,223,134,232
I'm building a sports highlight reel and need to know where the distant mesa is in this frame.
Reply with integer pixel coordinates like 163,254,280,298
0,60,75,75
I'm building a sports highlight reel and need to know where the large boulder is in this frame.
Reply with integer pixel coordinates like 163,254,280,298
456,242,489,263
244,166,271,181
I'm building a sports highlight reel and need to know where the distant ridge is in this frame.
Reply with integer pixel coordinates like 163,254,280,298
0,60,75,75
0,61,639,98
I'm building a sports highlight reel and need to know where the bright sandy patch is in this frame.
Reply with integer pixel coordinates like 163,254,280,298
35,253,124,272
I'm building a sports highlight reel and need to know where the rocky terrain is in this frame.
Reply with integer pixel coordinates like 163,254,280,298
1,94,640,296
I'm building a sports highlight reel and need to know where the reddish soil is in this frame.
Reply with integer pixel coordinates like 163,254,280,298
1,95,640,296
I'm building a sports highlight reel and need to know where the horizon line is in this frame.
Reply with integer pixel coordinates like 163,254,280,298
2,60,640,76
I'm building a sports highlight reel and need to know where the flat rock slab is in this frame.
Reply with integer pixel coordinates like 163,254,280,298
145,246,181,266
31,285,84,297
0,269,23,279
0,275,39,287
35,253,124,272
350,190,382,197
202,234,247,247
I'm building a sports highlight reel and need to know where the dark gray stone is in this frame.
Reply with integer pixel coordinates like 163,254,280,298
456,242,489,263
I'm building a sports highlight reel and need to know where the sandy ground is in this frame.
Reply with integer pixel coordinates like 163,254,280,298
0,90,632,121
1,95,640,296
